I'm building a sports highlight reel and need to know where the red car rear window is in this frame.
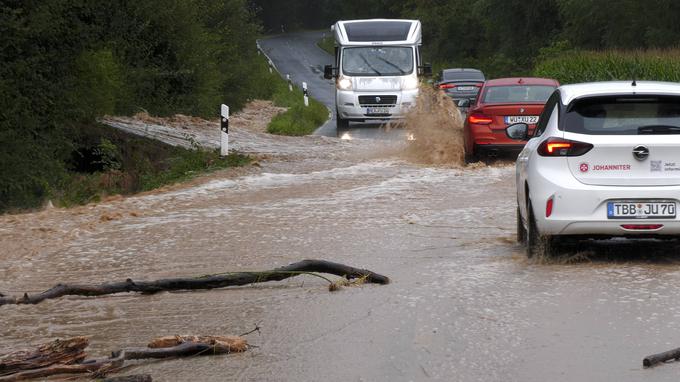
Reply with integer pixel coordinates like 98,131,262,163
482,85,555,103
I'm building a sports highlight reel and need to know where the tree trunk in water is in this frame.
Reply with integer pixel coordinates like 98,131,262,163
0,259,389,306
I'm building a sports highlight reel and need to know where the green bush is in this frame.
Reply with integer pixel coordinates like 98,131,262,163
534,49,680,84
267,76,328,136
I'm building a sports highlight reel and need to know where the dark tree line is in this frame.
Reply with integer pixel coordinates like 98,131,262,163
251,0,680,76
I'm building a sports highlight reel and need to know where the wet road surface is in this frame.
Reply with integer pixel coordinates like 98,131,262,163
2,34,680,382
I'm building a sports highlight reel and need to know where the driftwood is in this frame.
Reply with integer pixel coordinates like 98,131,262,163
0,335,247,381
643,346,680,367
0,259,389,306
0,337,88,377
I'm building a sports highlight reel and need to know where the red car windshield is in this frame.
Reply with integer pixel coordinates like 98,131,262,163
482,85,555,103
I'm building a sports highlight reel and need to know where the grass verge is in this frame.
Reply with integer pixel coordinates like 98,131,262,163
266,72,329,136
317,35,334,55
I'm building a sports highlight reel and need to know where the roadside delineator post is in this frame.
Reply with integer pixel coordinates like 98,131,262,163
302,82,309,107
287,74,293,92
268,60,273,73
220,104,229,157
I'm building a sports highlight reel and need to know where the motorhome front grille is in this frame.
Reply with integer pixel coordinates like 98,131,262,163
358,95,397,106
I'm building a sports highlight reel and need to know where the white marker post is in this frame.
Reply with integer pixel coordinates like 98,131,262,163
268,60,273,73
302,82,309,107
220,104,229,157
287,74,293,92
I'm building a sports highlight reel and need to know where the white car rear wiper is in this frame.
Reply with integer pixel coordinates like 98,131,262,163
637,125,680,134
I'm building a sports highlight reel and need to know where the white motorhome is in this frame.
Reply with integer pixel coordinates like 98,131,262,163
324,19,431,128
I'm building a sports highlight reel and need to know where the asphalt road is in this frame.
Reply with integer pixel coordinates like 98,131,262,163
259,31,406,141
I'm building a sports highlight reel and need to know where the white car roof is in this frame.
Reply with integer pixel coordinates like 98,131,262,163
559,81,680,105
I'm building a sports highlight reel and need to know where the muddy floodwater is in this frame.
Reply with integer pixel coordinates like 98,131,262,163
3,128,680,381
3,33,680,382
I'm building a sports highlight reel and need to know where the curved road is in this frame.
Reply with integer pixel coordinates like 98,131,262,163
259,31,406,140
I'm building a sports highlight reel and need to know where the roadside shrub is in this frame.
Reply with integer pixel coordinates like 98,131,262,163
534,49,680,84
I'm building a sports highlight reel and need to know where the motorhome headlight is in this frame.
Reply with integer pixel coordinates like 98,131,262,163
336,76,352,90
402,76,419,90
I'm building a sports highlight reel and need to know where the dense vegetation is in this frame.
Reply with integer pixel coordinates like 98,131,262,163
1,1,271,212
535,49,680,84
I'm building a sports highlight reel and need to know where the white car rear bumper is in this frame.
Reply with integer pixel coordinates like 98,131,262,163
529,160,680,236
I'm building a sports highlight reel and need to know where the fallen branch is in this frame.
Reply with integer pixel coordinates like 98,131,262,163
0,259,389,306
0,335,247,381
643,346,680,367
0,337,88,377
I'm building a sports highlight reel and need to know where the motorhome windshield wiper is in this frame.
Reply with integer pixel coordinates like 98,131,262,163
638,125,680,134
375,57,406,74
358,53,382,75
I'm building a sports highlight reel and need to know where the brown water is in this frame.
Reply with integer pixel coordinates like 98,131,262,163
403,86,466,166
3,102,680,381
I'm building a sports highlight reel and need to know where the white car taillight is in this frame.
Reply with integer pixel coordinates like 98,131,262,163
538,137,593,157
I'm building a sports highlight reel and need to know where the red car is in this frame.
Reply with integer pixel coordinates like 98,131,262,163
463,77,559,160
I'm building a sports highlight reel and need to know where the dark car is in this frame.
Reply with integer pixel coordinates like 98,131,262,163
437,68,485,105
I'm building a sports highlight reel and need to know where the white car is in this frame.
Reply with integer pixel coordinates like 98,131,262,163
507,81,680,257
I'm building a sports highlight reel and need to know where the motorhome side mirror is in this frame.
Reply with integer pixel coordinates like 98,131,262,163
457,99,470,108
505,123,529,140
323,65,335,80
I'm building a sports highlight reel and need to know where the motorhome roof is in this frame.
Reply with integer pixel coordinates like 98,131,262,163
333,19,421,46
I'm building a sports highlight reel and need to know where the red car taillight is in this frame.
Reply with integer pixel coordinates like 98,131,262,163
537,137,593,157
468,113,493,125
439,84,455,89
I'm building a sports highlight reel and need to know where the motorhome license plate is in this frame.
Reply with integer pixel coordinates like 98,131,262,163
607,201,676,219
366,107,390,115
505,115,539,124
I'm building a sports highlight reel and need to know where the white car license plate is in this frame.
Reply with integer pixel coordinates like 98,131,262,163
366,107,390,115
505,115,539,124
607,201,677,219
456,86,476,91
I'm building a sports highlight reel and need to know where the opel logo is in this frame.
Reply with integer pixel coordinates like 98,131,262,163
375,96,381,103
633,145,649,161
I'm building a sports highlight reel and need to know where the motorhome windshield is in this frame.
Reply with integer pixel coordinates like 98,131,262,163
342,47,413,76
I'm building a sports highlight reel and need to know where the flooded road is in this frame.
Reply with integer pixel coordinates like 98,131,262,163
3,35,680,382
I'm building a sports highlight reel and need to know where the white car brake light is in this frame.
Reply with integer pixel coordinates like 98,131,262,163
538,137,593,157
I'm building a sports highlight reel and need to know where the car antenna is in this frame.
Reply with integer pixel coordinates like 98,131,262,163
632,78,637,87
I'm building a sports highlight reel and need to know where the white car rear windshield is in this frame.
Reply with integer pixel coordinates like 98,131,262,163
482,85,555,103
565,95,680,135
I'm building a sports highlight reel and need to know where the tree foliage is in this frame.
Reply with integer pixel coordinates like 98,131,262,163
0,0,266,211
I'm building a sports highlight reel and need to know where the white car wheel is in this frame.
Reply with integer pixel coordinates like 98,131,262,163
526,200,555,258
